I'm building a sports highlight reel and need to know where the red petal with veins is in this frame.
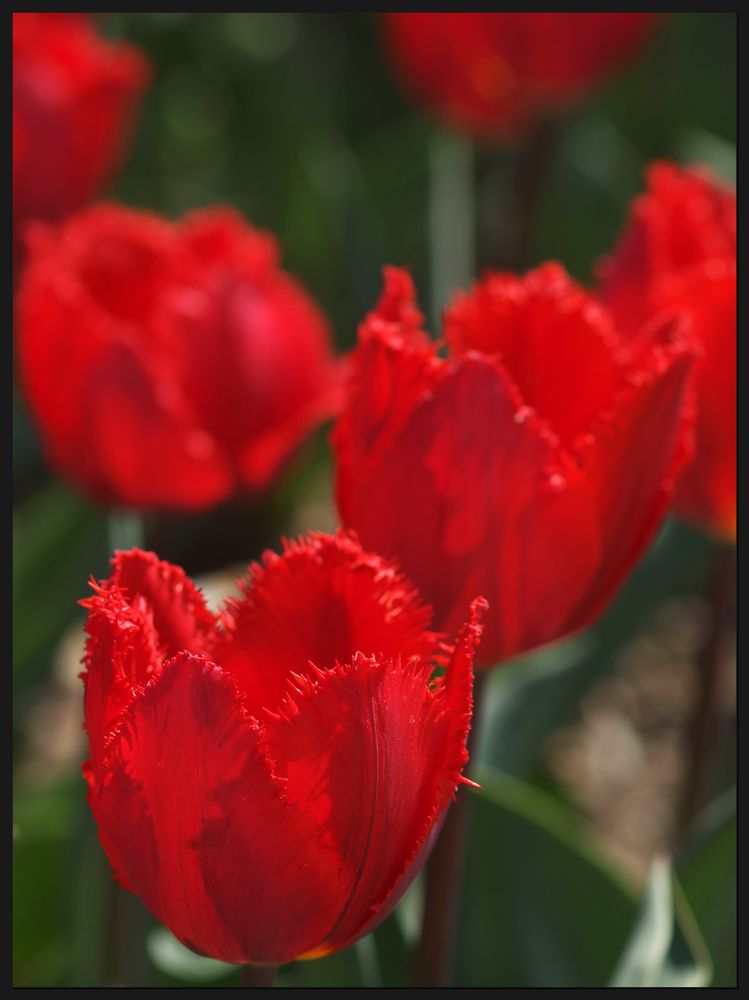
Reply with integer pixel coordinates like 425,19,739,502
81,549,220,774
334,266,695,664
90,654,342,964
82,540,485,964
214,530,440,715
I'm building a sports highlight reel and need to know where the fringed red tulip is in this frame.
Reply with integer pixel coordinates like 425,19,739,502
382,13,657,140
333,265,695,666
17,204,340,510
13,14,148,249
599,162,736,539
81,533,486,965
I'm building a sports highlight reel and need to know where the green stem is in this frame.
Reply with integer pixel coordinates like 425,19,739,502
240,964,278,987
107,885,150,987
475,116,559,272
427,130,475,328
504,116,559,271
108,510,146,552
410,672,489,987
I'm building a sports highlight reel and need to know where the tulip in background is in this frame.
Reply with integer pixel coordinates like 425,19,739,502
382,13,658,140
80,533,485,965
334,264,696,667
599,162,736,539
16,204,339,511
13,14,149,251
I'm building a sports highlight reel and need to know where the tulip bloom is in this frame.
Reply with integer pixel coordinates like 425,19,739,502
17,204,339,510
599,162,736,539
333,265,695,666
81,534,486,965
13,14,148,240
382,13,657,140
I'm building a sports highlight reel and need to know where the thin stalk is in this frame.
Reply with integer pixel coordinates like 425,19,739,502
678,544,736,833
475,117,560,272
504,116,559,271
411,111,559,989
106,886,150,987
410,671,489,987
108,509,146,552
240,964,278,988
428,130,475,328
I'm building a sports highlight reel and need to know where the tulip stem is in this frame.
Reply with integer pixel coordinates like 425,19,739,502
475,116,559,272
410,671,489,987
505,116,559,271
108,510,146,552
678,544,735,833
240,964,278,988
428,130,476,327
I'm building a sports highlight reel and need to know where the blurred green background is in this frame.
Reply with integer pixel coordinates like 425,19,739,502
13,12,736,987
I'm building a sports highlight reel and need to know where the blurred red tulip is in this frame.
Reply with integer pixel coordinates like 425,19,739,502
333,264,695,666
599,162,736,539
13,14,149,247
16,204,340,510
81,534,486,964
382,13,658,139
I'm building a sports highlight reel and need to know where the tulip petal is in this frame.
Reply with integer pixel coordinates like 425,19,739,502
81,549,221,769
598,162,735,538
445,263,625,447
337,334,556,661
107,548,219,658
84,337,233,509
215,531,440,714
671,268,736,534
561,318,695,626
81,580,162,773
487,317,695,655
264,598,485,955
91,653,343,965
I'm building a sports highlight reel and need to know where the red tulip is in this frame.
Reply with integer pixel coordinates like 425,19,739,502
599,162,736,539
333,264,695,666
382,13,658,139
81,534,486,964
13,14,149,243
16,204,340,510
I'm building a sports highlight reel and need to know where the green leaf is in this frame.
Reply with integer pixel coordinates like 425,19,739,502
455,767,638,986
13,780,79,986
609,858,711,987
13,482,108,697
677,788,736,986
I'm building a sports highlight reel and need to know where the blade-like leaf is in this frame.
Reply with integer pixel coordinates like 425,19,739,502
609,858,711,987
455,766,638,987
677,788,736,986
